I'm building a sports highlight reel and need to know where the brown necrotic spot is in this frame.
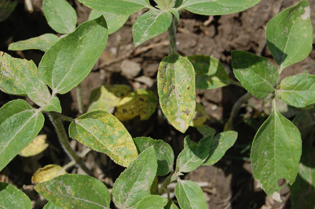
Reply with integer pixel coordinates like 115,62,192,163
187,87,190,90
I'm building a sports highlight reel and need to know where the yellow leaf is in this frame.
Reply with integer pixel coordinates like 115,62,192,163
19,134,49,157
31,164,66,184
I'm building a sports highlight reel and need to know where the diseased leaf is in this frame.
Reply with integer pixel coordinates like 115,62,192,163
0,182,32,209
232,50,279,99
38,17,108,94
41,97,62,113
43,0,77,34
112,147,157,209
88,10,128,34
189,102,210,127
134,137,174,176
133,10,172,46
35,174,110,209
43,202,62,209
180,0,261,15
276,73,315,108
115,89,158,121
8,34,59,52
0,0,17,22
78,0,151,15
69,111,138,167
175,180,207,209
0,52,38,95
137,195,168,209
187,55,231,90
251,109,302,201
19,134,48,157
158,54,196,133
266,0,313,72
31,164,66,184
0,99,44,171
88,85,132,113
203,130,238,166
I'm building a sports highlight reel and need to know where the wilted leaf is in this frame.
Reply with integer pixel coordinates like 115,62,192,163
19,134,48,157
69,111,138,167
35,174,110,208
115,89,158,121
0,182,32,209
189,102,210,127
31,164,66,184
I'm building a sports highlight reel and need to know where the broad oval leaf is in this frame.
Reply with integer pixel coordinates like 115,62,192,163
266,0,313,72
276,73,315,108
35,174,110,209
43,0,77,34
8,33,59,52
251,109,302,201
43,202,62,209
187,55,231,90
232,50,279,99
38,16,108,95
174,180,207,209
133,9,172,46
158,54,196,133
31,164,67,184
0,99,44,171
203,130,238,166
0,182,32,209
41,97,62,113
115,89,158,121
180,0,261,15
137,195,168,209
69,110,138,167
134,137,174,176
112,146,157,209
78,0,151,15
0,52,38,95
19,134,48,157
89,10,128,34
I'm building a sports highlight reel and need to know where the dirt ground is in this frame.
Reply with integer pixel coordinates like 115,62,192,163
1,0,315,208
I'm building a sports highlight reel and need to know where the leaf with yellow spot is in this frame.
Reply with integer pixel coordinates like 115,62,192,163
19,134,49,157
69,111,138,167
189,102,210,127
31,164,66,184
0,52,38,95
115,89,158,121
88,85,132,113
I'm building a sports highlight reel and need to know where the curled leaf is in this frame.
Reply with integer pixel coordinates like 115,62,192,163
19,134,49,157
32,164,66,184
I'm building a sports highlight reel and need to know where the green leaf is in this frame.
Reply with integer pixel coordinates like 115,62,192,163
165,200,178,209
168,8,179,21
180,0,261,15
0,0,17,22
43,0,77,34
115,89,158,121
133,10,172,46
88,10,129,34
276,73,315,108
232,50,279,99
266,0,313,72
112,146,157,209
88,85,132,113
189,102,210,127
134,137,174,176
176,135,210,174
203,130,238,166
250,109,302,201
187,55,231,90
38,16,108,95
158,54,196,133
8,34,59,52
290,131,315,209
0,52,38,95
41,97,62,113
174,180,207,209
43,202,62,209
0,182,32,209
69,110,138,167
35,174,110,209
0,99,44,171
293,106,315,139
137,195,168,209
78,0,151,15
154,0,175,10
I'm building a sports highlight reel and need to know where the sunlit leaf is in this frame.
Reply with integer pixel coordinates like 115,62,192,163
189,102,210,127
0,182,32,209
31,164,66,184
19,134,49,157
137,195,168,209
154,0,175,10
43,202,62,209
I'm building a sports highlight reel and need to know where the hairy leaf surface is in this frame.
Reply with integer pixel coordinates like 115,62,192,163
137,195,168,209
0,182,32,209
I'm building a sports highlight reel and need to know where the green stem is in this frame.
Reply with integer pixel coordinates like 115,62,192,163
76,83,85,114
48,112,93,176
167,16,178,55
229,80,244,88
158,171,174,195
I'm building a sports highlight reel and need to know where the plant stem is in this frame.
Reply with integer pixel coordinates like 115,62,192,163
48,112,93,176
76,83,85,114
158,171,174,195
167,16,178,55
